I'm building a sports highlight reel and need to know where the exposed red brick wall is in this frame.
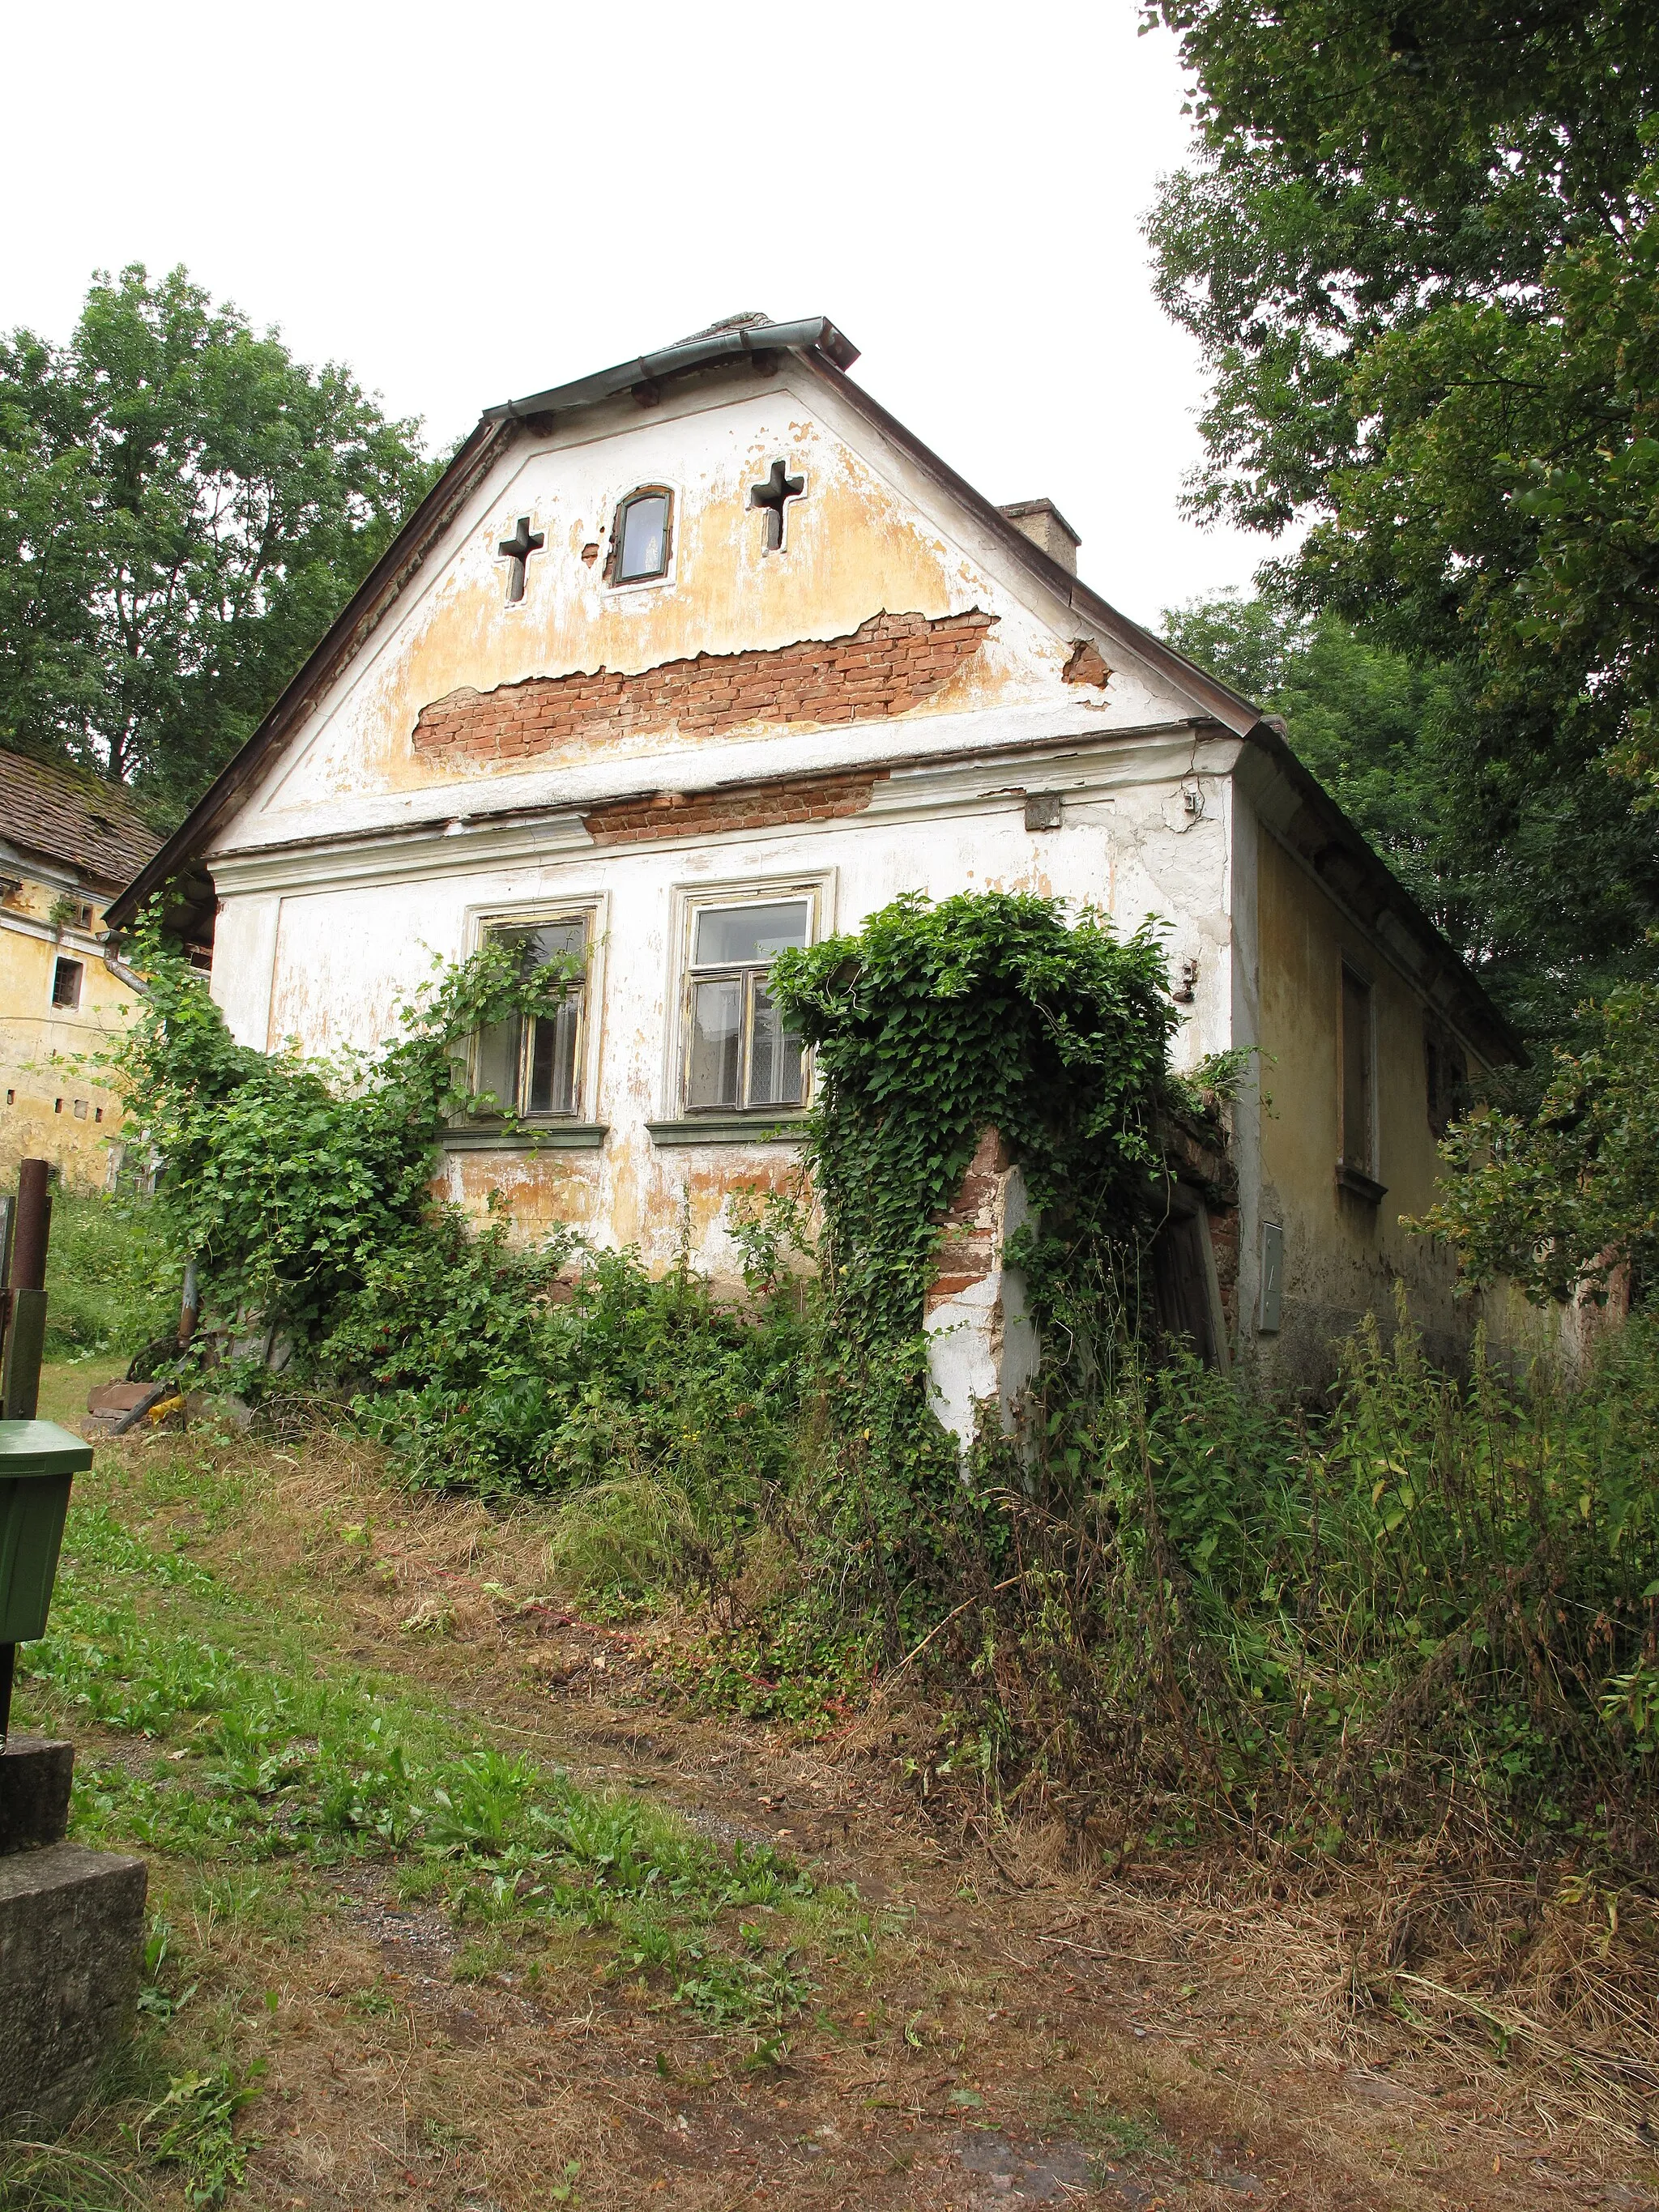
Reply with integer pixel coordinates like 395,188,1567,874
926,1128,1013,1309
412,609,996,768
583,769,885,847
1207,1204,1239,1337
1063,637,1111,687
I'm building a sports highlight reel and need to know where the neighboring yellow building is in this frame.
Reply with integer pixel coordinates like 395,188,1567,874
0,751,162,1191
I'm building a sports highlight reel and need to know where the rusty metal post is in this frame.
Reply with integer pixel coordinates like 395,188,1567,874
3,1161,52,1421
11,1161,50,1294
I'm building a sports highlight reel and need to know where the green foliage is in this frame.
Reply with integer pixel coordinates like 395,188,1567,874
110,918,576,1345
1415,981,1659,1302
772,890,1176,1343
767,891,1179,1616
335,1221,814,1514
100,891,1659,1866
1142,4,1659,1033
133,2065,263,2209
948,1298,1659,1856
42,1191,175,1357
0,265,433,811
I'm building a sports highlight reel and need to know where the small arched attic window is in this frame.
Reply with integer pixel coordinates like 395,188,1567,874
608,487,673,584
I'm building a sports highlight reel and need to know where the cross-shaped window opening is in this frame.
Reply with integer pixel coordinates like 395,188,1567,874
748,459,805,552
611,489,672,583
684,900,810,1111
474,917,590,1119
497,515,545,604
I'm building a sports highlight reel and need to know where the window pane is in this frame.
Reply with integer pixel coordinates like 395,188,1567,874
687,978,744,1108
51,959,82,1009
693,901,810,968
474,1014,520,1113
498,919,586,974
527,993,582,1115
748,983,803,1107
617,494,669,581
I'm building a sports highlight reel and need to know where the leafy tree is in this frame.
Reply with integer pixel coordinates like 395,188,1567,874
0,265,433,812
1415,981,1659,1303
1142,1,1659,1016
1162,592,1659,1042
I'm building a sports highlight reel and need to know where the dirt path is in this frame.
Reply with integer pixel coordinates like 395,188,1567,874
59,1428,1659,2211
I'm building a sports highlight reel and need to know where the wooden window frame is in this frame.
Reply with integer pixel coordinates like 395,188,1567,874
672,880,825,1119
465,900,605,1125
606,485,675,587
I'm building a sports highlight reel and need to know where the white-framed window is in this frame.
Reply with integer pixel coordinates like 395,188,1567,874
674,882,824,1115
469,903,602,1121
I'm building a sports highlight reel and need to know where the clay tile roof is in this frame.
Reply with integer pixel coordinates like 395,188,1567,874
0,749,164,893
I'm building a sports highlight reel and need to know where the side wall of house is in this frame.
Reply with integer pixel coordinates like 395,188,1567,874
1252,830,1540,1383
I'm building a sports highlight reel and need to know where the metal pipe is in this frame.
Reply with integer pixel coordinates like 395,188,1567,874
102,940,150,995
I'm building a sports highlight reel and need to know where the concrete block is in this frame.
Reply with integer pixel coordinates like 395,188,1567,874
0,1733,73,1852
0,1842,147,2130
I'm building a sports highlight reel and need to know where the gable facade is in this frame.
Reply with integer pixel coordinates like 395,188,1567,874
113,319,1529,1387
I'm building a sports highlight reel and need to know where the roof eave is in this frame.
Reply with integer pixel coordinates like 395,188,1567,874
480,318,860,426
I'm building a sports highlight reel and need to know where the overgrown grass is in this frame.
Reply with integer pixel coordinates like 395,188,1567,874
20,1480,830,2014
2,1443,867,2201
923,1294,1659,1863
42,1189,1659,1870
42,1191,176,1359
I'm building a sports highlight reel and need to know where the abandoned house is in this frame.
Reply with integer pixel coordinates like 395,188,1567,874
0,748,160,1191
108,313,1531,1407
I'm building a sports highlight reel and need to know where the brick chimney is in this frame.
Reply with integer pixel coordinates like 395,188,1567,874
998,498,1080,576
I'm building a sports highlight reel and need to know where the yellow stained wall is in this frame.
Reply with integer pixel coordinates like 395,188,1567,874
1255,834,1533,1379
0,881,142,1192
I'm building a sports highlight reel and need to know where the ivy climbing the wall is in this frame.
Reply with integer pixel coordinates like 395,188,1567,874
767,891,1183,1612
770,889,1179,1347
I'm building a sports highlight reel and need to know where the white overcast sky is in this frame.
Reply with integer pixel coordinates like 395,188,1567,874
1,0,1270,628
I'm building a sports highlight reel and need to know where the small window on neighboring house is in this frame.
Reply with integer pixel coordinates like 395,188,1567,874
51,957,82,1010
95,1106,103,1123
609,488,672,584
53,1097,62,1114
1340,964,1376,1181
472,915,591,1119
72,1099,87,1119
684,899,810,1112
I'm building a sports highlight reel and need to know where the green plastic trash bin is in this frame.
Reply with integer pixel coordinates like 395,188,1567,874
0,1420,93,1644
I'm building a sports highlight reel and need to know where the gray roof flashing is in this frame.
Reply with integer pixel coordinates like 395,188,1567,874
482,317,860,426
